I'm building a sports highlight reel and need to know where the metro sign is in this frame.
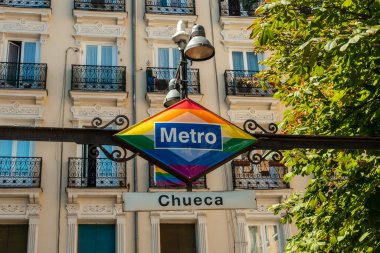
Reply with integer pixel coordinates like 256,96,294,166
114,99,256,183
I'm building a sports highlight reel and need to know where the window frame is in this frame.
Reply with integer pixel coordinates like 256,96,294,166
246,221,284,253
229,49,265,71
4,39,41,63
83,43,118,66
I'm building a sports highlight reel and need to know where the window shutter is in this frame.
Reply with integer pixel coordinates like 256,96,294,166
160,224,196,253
0,225,28,253
78,224,115,253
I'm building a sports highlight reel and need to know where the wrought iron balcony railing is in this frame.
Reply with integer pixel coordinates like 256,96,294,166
68,158,126,188
219,0,262,17
149,163,207,189
74,0,125,12
0,62,47,89
224,70,274,96
0,0,51,8
145,0,195,15
71,65,126,92
0,157,42,188
232,159,289,190
146,67,200,94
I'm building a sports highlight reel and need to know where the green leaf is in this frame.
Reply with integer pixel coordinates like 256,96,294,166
342,0,352,7
359,232,370,242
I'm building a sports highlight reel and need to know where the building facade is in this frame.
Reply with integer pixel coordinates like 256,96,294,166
0,1,308,252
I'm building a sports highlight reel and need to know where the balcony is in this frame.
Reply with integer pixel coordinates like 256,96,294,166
224,70,274,97
146,67,200,94
232,159,289,190
74,0,126,12
0,157,42,188
0,0,51,8
68,158,126,188
149,163,207,190
71,65,126,92
0,62,47,90
145,0,195,15
219,0,262,17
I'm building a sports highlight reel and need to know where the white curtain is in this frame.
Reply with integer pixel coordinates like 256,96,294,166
86,45,98,65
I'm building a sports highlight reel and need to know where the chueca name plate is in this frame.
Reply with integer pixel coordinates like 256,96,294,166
122,191,256,211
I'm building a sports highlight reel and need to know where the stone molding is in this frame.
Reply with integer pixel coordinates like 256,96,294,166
27,204,42,216
0,18,48,35
69,90,128,106
227,109,278,124
0,204,27,215
82,204,114,216
74,22,126,39
73,10,127,24
71,104,126,121
0,7,51,22
144,13,197,27
0,102,44,120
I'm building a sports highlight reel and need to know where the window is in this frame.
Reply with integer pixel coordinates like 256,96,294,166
248,223,283,253
0,224,28,253
156,47,194,91
7,40,40,64
160,224,196,253
85,44,117,66
78,224,115,253
157,47,181,69
231,51,265,71
5,40,40,87
0,140,34,157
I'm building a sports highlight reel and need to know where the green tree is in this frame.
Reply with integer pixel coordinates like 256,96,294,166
249,0,380,252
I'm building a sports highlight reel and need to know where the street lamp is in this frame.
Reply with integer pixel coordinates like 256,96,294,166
163,20,215,108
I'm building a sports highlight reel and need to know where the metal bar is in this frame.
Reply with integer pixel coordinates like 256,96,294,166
252,134,380,150
0,126,118,145
0,125,379,150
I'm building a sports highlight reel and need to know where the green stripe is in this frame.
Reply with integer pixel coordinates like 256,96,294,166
116,135,155,149
222,138,256,153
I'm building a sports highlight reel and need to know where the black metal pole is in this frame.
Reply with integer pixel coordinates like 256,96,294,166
0,125,379,150
180,49,188,100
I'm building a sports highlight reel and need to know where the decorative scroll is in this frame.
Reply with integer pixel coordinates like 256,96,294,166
84,115,137,163
246,150,283,165
243,119,278,134
90,114,129,130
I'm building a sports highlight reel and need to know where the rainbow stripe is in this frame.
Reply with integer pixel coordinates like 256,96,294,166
115,99,256,181
154,167,202,187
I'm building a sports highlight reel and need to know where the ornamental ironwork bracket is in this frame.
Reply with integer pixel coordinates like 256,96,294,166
243,119,283,165
84,115,138,163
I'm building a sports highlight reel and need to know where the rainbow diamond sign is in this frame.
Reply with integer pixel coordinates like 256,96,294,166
114,99,256,183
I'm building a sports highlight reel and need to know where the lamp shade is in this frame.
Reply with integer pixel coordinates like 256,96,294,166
184,25,215,61
163,79,181,108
